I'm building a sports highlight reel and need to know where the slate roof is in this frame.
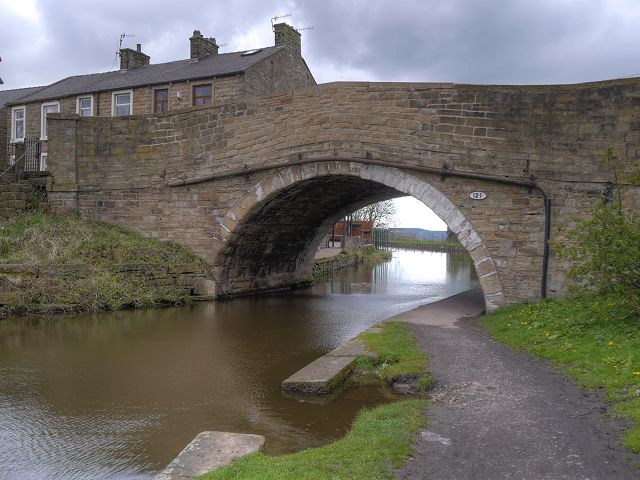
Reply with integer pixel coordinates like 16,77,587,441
6,46,281,106
0,86,46,108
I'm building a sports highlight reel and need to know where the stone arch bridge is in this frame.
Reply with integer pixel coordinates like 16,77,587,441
47,79,640,312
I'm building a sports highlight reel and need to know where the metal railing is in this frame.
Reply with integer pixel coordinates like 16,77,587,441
2,138,43,179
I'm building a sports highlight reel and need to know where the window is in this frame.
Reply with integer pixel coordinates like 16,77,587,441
193,84,212,106
77,96,93,116
11,106,25,142
112,90,133,116
40,153,48,171
41,102,60,140
154,89,169,113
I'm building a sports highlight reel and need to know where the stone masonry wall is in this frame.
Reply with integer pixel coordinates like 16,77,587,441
0,107,8,168
244,48,315,96
0,262,215,313
0,175,47,218
45,79,640,309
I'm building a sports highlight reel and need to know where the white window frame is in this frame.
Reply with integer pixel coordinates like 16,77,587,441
76,95,94,116
40,101,60,140
11,105,26,142
40,152,48,171
112,90,133,116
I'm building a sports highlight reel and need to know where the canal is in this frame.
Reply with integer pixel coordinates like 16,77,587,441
0,248,478,480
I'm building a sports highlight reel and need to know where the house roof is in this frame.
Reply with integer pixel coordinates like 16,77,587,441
0,86,46,108
7,46,281,105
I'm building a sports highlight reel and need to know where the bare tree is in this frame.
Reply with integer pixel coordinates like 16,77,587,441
351,200,397,228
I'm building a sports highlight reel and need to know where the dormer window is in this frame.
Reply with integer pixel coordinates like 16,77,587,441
193,84,212,106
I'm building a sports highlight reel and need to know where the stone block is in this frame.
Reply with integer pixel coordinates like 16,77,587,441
154,431,265,480
0,264,39,275
282,355,357,394
168,262,203,274
193,278,216,296
0,292,17,305
176,274,196,287
326,338,374,358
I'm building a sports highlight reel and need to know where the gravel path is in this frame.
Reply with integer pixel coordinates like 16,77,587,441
392,289,639,480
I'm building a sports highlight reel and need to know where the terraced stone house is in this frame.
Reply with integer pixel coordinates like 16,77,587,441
1,23,315,173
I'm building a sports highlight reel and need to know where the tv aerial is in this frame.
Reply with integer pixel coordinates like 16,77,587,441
271,14,291,30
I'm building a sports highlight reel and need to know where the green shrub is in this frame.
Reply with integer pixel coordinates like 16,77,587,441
556,148,640,314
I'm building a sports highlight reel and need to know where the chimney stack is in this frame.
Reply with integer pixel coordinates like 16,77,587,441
190,30,219,59
119,44,150,69
273,23,301,56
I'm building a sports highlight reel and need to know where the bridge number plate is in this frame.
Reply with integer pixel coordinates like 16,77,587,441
469,191,487,200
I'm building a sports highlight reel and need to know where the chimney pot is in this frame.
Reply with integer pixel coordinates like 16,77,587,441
190,29,219,59
120,45,150,69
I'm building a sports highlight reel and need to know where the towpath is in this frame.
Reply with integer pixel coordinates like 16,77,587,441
393,289,639,480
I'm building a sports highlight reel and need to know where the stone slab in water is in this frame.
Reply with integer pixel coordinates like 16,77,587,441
326,338,374,357
282,354,357,394
281,330,379,394
154,431,265,479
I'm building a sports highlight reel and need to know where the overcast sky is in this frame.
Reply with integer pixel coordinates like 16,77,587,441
2,0,639,229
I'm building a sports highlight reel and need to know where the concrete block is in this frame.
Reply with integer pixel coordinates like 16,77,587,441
326,338,374,358
282,355,357,394
154,431,265,479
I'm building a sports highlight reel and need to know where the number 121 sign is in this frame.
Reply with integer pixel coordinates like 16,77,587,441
469,191,487,200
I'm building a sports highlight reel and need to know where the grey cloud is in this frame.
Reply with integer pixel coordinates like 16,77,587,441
297,0,640,84
1,0,640,90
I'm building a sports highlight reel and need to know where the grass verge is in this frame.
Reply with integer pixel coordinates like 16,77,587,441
388,238,463,249
357,246,392,263
0,212,207,314
201,399,426,480
313,247,391,278
482,295,640,452
200,322,429,479
356,321,432,391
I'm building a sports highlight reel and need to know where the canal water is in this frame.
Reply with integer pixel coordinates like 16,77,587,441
0,249,478,480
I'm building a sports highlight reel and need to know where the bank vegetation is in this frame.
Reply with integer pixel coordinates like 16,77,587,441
484,149,640,452
0,212,208,315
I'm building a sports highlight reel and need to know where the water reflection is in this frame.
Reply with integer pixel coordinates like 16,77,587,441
0,249,478,480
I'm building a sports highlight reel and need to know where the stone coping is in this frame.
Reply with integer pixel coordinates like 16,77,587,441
281,336,376,395
154,431,265,479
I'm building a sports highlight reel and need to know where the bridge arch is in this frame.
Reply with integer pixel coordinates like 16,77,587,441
214,160,504,312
